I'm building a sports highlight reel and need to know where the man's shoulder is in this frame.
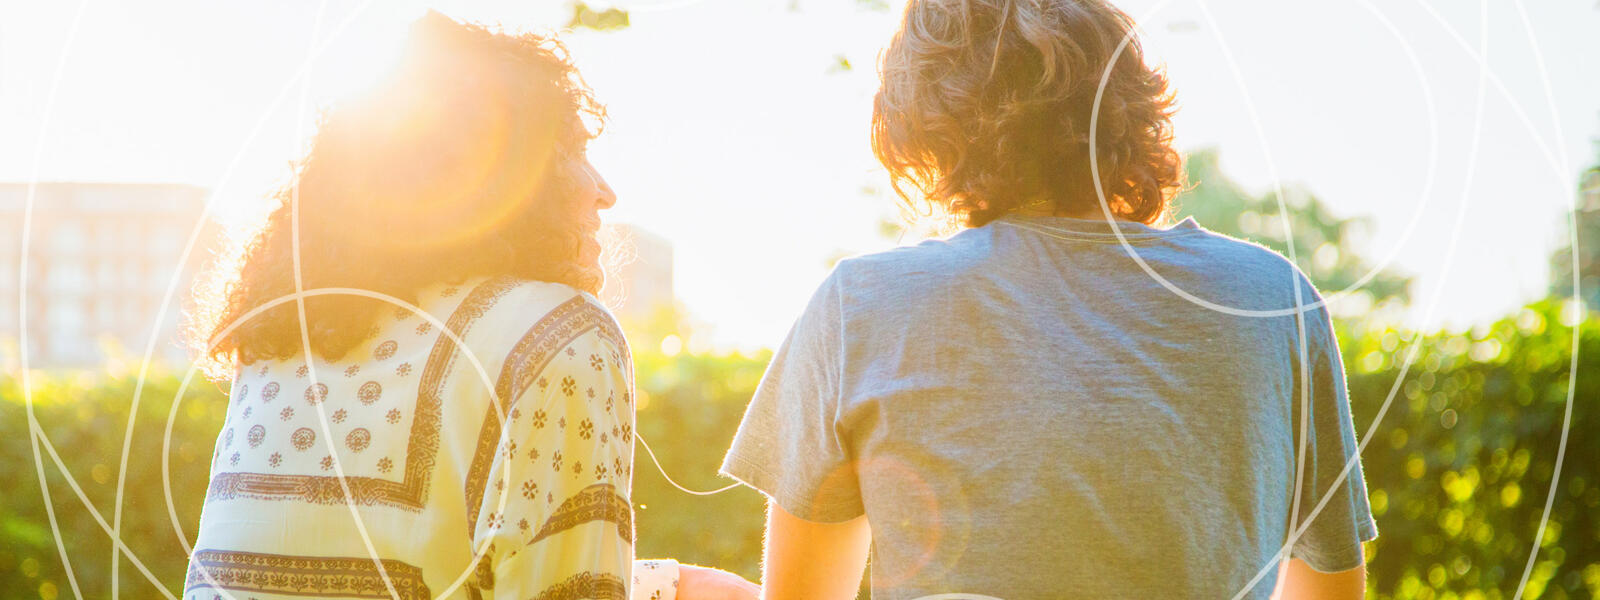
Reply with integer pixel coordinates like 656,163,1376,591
833,228,993,284
835,221,1298,278
1186,226,1299,266
829,223,1322,314
1183,227,1327,302
1153,226,1337,327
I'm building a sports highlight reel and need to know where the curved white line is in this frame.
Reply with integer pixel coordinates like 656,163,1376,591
108,2,384,597
20,1,93,597
636,432,742,496
1226,0,1493,595
281,4,404,598
27,425,178,599
163,287,504,600
1505,1,1580,598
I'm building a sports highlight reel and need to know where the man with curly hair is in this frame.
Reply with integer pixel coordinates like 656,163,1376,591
720,1,1376,598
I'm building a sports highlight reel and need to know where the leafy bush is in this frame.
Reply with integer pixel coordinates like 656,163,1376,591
1345,300,1599,600
0,371,226,599
630,350,773,579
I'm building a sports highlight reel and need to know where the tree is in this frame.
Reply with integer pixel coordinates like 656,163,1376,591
1546,131,1600,311
567,1,630,32
1174,148,1414,317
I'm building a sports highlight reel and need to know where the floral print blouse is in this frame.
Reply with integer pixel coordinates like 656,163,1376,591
184,277,676,599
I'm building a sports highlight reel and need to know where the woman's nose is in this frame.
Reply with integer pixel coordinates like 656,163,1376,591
584,161,617,210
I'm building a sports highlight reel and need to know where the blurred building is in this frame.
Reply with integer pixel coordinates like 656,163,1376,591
1548,167,1600,312
599,223,675,326
0,190,673,370
0,183,220,369
1582,169,1599,213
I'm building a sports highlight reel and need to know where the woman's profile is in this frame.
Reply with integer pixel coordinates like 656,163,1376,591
183,11,755,600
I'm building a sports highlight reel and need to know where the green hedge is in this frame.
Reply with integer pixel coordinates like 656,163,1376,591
1345,300,1599,600
1,301,1595,599
0,372,226,599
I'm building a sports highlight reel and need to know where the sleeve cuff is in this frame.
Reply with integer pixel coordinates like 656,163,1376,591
632,558,679,600
719,454,864,523
1293,518,1378,573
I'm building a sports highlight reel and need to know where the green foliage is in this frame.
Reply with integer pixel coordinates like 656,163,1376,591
1176,149,1414,311
828,54,853,74
567,1,630,32
0,372,227,598
1,307,1595,598
1346,300,1599,600
630,350,773,581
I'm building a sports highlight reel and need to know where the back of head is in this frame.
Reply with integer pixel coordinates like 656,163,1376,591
188,11,605,378
305,10,602,254
872,0,1183,228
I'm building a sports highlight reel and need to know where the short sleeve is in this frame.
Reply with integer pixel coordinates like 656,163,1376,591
719,269,864,522
472,329,637,599
1287,295,1379,572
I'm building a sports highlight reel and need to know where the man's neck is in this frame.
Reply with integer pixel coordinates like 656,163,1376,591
1009,206,1110,220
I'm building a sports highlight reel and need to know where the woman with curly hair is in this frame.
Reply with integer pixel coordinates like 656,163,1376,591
182,11,755,600
719,1,1375,598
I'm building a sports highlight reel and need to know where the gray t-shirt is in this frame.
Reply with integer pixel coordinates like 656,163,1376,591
720,213,1378,599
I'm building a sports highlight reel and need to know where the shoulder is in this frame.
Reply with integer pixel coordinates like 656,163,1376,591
455,277,623,341
1187,227,1313,284
838,227,995,278
1177,228,1336,343
435,276,628,377
478,278,628,370
829,222,1327,318
1188,228,1331,310
827,227,996,305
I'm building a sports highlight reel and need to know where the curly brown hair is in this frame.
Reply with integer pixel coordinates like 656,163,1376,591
186,11,606,379
872,0,1183,228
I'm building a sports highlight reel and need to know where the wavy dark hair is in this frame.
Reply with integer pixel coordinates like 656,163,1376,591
186,11,606,379
872,0,1184,227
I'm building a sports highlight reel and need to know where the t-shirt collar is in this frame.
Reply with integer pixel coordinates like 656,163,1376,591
996,212,1201,240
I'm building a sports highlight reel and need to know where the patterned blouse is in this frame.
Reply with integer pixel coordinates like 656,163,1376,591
183,277,677,599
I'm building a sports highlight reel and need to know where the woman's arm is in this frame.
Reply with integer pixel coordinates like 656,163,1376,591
758,498,871,600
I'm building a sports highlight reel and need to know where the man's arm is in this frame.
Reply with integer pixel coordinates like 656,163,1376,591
759,498,871,600
1275,557,1366,600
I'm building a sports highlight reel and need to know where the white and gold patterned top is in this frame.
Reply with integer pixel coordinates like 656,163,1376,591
183,276,677,600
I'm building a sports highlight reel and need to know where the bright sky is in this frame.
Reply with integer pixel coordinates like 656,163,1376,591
4,0,1598,351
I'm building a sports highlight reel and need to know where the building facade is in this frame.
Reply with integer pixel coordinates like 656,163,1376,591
1,186,673,370
599,223,675,327
1,183,219,369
